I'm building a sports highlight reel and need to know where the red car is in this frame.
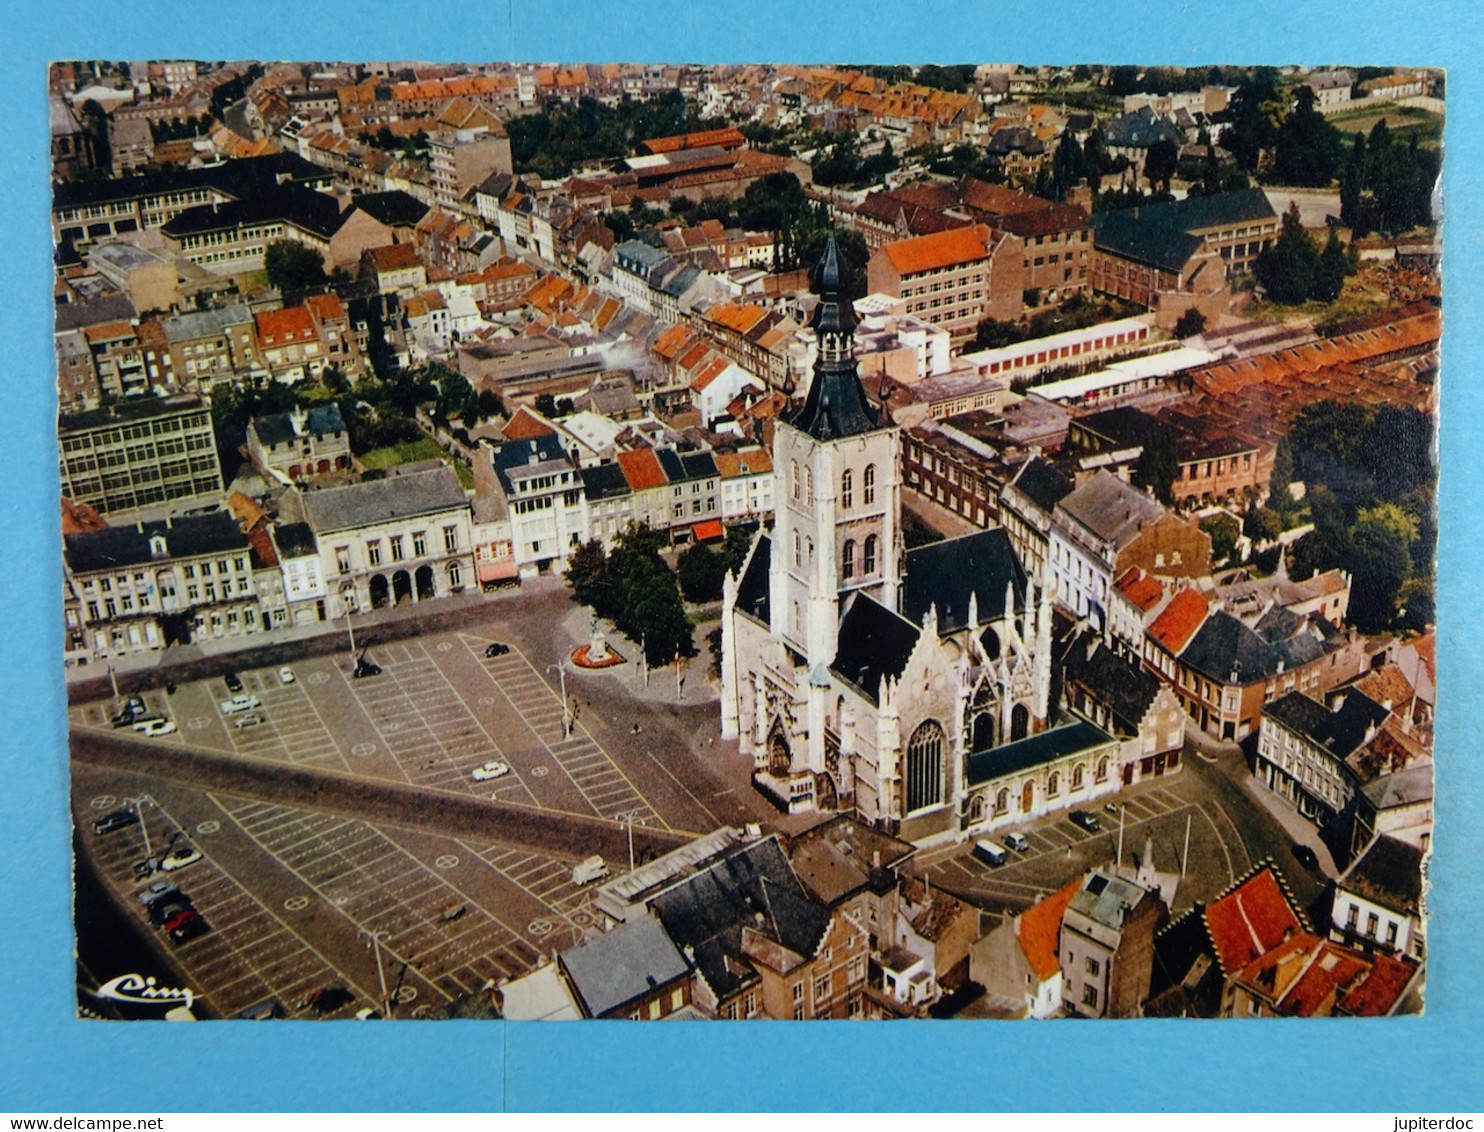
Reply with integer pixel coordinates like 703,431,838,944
161,908,202,933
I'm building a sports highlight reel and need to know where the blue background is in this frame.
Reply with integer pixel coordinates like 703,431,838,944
2,0,1480,1113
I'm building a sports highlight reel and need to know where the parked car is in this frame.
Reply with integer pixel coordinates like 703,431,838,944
232,712,265,730
438,900,466,922
161,907,202,934
132,858,159,880
237,998,283,1020
110,709,138,728
484,643,510,658
149,898,193,927
1292,844,1320,870
278,667,296,684
138,883,180,906
135,718,177,738
1104,801,1120,815
123,695,147,715
972,839,1008,867
1002,832,1030,853
353,658,382,679
219,694,262,715
159,845,202,872
223,672,244,693
1069,810,1102,833
471,759,511,782
169,917,210,944
93,809,139,836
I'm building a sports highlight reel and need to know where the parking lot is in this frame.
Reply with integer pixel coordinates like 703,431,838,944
921,775,1253,917
70,630,666,829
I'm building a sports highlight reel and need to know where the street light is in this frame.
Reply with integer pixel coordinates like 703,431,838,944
618,809,646,874
359,929,390,1018
547,662,571,738
126,795,154,863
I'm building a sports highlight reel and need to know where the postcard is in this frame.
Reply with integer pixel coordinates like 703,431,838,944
53,58,1436,1031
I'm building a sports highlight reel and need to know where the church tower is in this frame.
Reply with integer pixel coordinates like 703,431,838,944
769,236,903,670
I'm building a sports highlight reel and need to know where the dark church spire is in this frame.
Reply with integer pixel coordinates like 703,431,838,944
790,235,881,441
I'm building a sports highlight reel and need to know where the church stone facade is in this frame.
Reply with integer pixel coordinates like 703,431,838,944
720,237,1093,846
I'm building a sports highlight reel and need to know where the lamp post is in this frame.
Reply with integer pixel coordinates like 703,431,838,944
547,662,571,738
126,795,154,864
360,929,390,1017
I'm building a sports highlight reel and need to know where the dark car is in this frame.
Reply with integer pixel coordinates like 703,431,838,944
1069,810,1102,833
238,998,283,1020
149,898,193,927
353,659,382,679
223,672,244,693
1292,844,1320,870
169,917,210,944
92,809,140,836
110,709,138,728
484,643,510,658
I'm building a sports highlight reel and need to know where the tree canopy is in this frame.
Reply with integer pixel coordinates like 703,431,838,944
565,524,697,666
264,239,327,293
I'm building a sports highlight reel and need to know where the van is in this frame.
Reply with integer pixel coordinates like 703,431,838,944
571,855,609,886
972,839,1008,867
1003,832,1030,853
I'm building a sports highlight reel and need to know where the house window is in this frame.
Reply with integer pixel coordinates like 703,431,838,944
841,469,853,508
1047,771,1060,797
1386,921,1398,947
1082,984,1098,1008
336,548,350,575
413,532,427,557
443,526,458,552
367,541,382,566
814,975,830,1000
390,536,404,562
1072,764,1085,790
1346,905,1359,931
744,991,757,1017
906,719,944,812
1366,912,1379,939
792,981,804,1003
1086,957,1101,976
863,463,876,505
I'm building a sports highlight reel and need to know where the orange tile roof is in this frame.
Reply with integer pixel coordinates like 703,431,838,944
1205,866,1305,976
690,356,731,392
524,273,575,313
642,126,747,155
61,497,107,535
502,406,556,440
1148,587,1208,654
304,292,347,322
82,320,136,343
369,243,423,272
677,341,714,373
255,306,316,343
1115,567,1164,612
1338,952,1416,1016
705,301,769,335
1018,879,1082,982
616,446,668,491
713,448,773,479
881,224,994,276
1232,933,1370,1017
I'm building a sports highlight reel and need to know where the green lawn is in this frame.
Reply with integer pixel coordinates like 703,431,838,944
1331,105,1443,149
360,436,474,489
1243,272,1394,328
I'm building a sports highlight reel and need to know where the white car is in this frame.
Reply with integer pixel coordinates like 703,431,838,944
219,694,262,715
159,846,203,872
471,760,511,782
133,717,177,737
278,667,296,684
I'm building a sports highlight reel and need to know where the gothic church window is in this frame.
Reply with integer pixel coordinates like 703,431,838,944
864,463,876,505
842,540,855,579
841,469,853,508
906,720,944,812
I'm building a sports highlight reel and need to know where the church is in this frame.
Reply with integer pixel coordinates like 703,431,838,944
720,238,1122,846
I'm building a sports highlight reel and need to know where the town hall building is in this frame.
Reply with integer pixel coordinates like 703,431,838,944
720,239,1113,846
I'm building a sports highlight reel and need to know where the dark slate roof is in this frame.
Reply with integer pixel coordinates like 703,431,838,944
580,462,631,502
558,915,690,1018
493,433,571,493
829,593,920,703
901,527,1026,634
162,184,345,241
1128,187,1277,234
965,720,1115,787
65,512,247,574
1264,690,1389,759
988,126,1045,155
1065,112,1096,133
1062,632,1161,735
792,235,881,443
348,190,430,228
252,403,345,447
650,838,831,1001
1181,611,1344,686
301,463,468,533
1077,406,1162,450
55,293,137,334
60,393,210,433
1341,835,1424,915
1104,106,1185,149
272,521,318,558
735,533,771,624
52,152,330,210
654,448,715,484
1145,902,1225,1018
1093,209,1206,273
1009,457,1074,515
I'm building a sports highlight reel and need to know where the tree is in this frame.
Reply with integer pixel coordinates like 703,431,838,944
1269,435,1294,510
1348,503,1418,633
1133,421,1180,505
1224,68,1283,173
798,226,869,299
677,543,727,603
1270,85,1344,187
1200,514,1241,565
1142,139,1179,193
264,239,327,293
1254,203,1319,303
565,538,613,611
1173,307,1207,339
1309,229,1350,303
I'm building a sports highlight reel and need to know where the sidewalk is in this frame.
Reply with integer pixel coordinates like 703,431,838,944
554,604,720,707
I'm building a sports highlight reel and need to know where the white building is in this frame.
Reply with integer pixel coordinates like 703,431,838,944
492,433,587,577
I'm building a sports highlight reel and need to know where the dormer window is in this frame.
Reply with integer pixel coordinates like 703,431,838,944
148,534,168,558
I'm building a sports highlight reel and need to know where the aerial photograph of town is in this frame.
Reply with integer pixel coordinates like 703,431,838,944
53,57,1439,1023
